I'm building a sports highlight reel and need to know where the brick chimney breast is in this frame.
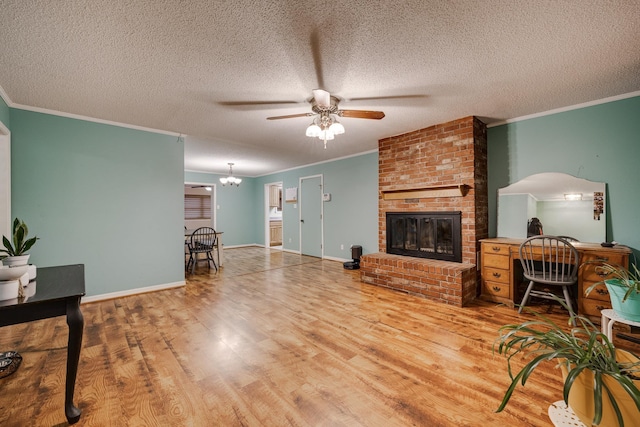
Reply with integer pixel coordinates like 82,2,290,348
360,116,488,307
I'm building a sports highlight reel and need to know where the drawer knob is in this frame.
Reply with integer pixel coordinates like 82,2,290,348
492,272,502,278
597,271,609,278
596,257,609,262
596,305,605,311
596,288,609,295
492,286,501,292
492,246,501,252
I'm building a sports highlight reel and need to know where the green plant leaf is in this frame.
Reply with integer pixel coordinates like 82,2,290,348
1,218,38,256
593,371,603,425
21,236,38,254
13,224,25,251
1,235,15,256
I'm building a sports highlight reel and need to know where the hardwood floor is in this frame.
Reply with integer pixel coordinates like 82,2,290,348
1,247,638,426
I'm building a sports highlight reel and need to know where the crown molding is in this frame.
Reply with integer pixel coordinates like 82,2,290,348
0,84,181,137
488,90,640,128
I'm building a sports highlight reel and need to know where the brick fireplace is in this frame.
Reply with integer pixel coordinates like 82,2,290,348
360,116,488,307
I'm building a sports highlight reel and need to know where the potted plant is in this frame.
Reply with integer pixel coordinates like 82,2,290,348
585,262,640,322
0,218,38,267
495,300,640,426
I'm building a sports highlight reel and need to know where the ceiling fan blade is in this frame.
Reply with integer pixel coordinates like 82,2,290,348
219,100,298,106
347,95,429,102
312,89,331,108
266,112,314,120
310,30,325,90
339,110,385,120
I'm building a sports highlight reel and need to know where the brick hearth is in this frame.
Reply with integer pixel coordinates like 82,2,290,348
360,116,488,307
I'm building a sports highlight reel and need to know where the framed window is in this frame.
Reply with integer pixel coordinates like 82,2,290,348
184,194,211,220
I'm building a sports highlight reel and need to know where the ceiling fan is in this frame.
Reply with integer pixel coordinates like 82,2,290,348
266,89,385,148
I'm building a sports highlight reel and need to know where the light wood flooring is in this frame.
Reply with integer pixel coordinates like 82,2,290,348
1,247,638,426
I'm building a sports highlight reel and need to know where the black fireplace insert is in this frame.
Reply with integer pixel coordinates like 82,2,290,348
386,211,462,262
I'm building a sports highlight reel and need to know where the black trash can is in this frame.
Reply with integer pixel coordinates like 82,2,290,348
343,245,362,270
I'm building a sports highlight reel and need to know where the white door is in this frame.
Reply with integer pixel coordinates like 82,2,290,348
300,175,323,257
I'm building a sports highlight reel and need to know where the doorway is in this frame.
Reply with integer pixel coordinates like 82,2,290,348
264,182,283,249
299,175,323,258
0,122,10,241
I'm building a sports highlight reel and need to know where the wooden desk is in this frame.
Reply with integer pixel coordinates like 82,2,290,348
479,238,631,318
0,264,85,424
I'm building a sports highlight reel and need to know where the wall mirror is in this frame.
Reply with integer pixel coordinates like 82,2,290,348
497,172,606,243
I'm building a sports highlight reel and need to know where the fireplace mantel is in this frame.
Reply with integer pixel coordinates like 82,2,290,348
381,184,470,200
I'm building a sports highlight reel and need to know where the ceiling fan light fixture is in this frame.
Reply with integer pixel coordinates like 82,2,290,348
220,163,241,187
329,120,345,135
306,123,321,137
319,129,334,141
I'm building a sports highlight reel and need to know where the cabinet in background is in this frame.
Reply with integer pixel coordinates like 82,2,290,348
269,186,282,209
269,221,282,246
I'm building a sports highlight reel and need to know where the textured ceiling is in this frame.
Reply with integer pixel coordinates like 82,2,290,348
1,0,639,177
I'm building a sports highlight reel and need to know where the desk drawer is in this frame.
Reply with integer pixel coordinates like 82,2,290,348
482,243,510,256
482,253,510,269
581,252,626,266
482,266,509,284
581,298,612,318
581,254,627,283
583,282,610,302
482,281,510,298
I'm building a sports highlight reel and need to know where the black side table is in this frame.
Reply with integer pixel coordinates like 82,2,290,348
0,264,85,424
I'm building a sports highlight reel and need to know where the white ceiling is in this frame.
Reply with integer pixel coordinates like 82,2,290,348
1,1,639,177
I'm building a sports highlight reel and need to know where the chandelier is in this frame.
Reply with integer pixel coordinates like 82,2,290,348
305,111,345,149
219,163,242,186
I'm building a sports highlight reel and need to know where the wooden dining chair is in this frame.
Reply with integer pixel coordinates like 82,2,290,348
186,227,218,274
518,235,580,325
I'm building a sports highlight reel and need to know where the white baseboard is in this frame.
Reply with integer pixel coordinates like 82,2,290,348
323,255,351,263
223,243,260,249
81,280,186,304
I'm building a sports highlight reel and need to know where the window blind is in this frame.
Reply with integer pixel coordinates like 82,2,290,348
184,194,211,220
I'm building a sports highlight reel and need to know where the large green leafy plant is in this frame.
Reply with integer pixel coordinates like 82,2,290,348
494,299,640,426
0,218,38,258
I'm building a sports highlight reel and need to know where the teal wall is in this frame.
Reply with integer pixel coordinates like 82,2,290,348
256,152,379,259
186,151,379,260
10,109,185,297
488,95,640,260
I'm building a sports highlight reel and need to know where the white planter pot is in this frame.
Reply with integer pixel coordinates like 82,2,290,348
0,279,20,301
27,264,37,281
2,255,31,267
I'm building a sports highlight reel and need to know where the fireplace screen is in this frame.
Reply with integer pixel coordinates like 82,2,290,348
386,212,462,262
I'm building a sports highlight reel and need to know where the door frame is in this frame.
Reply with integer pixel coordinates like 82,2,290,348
298,174,323,258
0,120,10,242
264,181,283,249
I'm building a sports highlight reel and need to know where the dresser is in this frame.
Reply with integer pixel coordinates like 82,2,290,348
479,238,631,319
